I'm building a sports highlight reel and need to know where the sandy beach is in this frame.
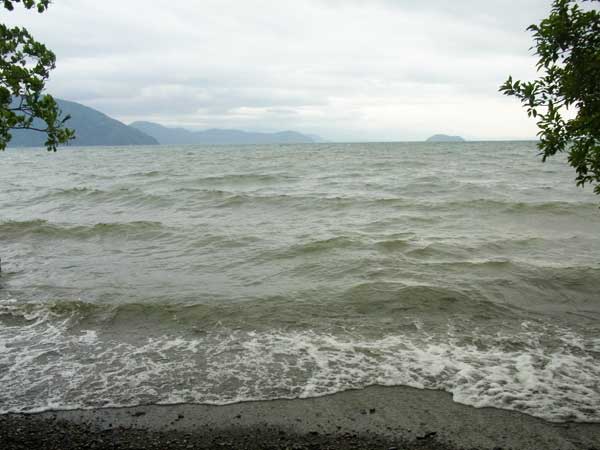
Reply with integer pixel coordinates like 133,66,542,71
2,385,599,450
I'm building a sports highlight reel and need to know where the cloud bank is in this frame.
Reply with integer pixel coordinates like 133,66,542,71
5,0,553,141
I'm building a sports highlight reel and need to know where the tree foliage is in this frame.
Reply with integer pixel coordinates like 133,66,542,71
1,0,74,151
500,0,600,194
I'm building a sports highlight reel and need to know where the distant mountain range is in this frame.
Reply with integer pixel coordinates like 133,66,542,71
7,98,319,148
129,121,318,145
426,134,466,142
8,99,158,147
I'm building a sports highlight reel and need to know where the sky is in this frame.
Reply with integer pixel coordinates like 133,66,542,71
4,0,554,141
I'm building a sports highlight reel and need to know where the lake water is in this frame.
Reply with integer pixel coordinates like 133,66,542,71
1,142,599,422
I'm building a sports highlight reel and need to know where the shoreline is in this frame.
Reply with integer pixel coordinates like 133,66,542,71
2,385,599,450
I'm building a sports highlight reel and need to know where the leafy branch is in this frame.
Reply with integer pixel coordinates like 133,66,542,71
0,0,74,151
500,0,600,194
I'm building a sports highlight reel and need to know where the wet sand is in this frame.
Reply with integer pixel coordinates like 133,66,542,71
1,385,599,450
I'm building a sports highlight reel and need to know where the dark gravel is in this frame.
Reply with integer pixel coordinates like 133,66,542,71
0,414,467,450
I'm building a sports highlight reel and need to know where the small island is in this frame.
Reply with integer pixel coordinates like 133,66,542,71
426,134,466,142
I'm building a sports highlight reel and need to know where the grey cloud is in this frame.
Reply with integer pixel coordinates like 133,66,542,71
317,0,550,30
4,0,546,141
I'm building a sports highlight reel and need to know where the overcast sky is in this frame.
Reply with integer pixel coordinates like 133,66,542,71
5,0,553,141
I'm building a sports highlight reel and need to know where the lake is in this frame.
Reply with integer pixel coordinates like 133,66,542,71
1,141,599,422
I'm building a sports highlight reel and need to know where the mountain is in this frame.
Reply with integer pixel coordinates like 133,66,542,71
426,134,466,142
8,99,158,147
130,121,318,145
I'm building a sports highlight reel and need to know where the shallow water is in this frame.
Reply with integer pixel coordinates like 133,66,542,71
1,142,599,421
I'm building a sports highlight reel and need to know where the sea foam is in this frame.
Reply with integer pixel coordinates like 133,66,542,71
1,298,598,422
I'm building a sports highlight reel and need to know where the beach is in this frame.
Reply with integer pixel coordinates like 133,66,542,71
2,386,600,450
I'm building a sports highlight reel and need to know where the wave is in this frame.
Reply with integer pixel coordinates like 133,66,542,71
271,236,361,259
173,187,233,196
128,170,162,178
0,283,519,334
406,245,516,268
405,243,472,260
25,187,171,208
25,190,592,215
1,296,598,422
15,185,482,212
403,237,599,265
430,198,599,214
205,193,592,214
374,238,412,251
205,193,414,210
340,282,520,320
192,173,295,185
0,219,170,240
209,193,357,209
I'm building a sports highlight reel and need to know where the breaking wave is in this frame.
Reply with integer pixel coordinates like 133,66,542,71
0,298,598,422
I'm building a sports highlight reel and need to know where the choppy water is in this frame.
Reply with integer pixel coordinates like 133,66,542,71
1,142,599,422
